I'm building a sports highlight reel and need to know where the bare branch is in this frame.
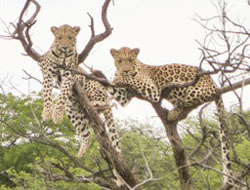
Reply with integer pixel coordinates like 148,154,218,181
78,0,113,63
117,149,165,190
190,161,246,187
13,0,42,62
57,64,113,87
188,103,211,159
131,152,164,190
87,13,95,37
232,113,250,138
218,77,250,95
22,69,43,85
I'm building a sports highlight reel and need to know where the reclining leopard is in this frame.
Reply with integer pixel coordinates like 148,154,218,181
109,47,233,188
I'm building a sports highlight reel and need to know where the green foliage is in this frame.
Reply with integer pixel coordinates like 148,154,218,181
182,110,250,189
235,138,250,162
121,126,180,189
0,92,249,189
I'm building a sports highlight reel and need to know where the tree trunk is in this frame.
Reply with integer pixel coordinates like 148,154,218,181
74,82,140,190
152,102,194,190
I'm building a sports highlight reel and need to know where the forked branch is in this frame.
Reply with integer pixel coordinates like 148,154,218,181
78,0,113,64
12,0,42,62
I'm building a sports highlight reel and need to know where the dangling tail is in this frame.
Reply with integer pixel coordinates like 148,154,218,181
215,96,233,188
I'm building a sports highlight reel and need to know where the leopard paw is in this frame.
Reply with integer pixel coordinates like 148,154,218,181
167,109,182,121
52,107,64,124
42,107,53,121
77,135,91,158
77,145,88,158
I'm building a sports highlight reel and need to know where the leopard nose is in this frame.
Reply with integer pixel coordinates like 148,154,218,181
123,69,130,73
123,71,130,75
61,47,68,53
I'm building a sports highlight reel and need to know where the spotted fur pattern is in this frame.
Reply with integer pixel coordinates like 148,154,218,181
40,25,120,157
41,25,80,124
109,47,233,187
66,72,121,157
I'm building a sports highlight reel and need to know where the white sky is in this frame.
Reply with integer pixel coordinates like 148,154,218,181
0,0,249,122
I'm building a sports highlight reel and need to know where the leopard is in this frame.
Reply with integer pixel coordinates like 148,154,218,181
40,25,120,157
40,24,79,124
109,47,234,188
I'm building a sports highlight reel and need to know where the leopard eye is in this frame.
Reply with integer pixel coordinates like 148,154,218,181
128,58,133,62
57,36,62,40
68,36,73,40
117,59,122,64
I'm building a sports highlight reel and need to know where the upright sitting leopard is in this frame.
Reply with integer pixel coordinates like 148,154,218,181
40,25,120,157
109,47,233,187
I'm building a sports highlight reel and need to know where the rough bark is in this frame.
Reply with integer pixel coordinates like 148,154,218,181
74,82,140,190
152,102,194,190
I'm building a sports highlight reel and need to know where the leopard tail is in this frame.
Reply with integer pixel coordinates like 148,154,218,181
215,96,234,188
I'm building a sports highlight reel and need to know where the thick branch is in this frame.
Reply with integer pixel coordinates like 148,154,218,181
57,65,113,87
74,82,139,190
151,102,194,190
60,64,250,100
218,78,250,95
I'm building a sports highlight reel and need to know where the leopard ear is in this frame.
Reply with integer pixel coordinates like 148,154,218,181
110,48,119,57
51,26,58,34
74,26,80,34
133,48,140,56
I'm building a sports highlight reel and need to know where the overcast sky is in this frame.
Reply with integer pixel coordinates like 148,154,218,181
0,0,249,121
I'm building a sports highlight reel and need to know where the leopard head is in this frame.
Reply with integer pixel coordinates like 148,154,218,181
110,47,140,77
51,24,80,57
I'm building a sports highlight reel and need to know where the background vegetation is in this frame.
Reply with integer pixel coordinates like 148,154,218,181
0,92,249,189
